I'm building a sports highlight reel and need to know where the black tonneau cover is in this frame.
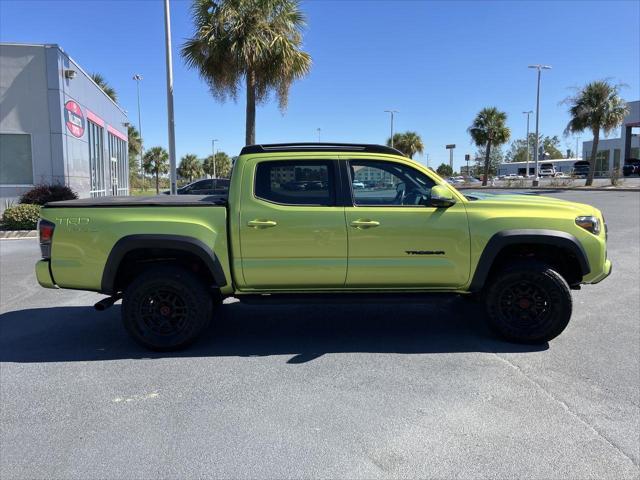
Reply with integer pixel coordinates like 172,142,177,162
44,195,227,208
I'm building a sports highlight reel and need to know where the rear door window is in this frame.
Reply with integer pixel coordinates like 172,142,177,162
254,161,336,206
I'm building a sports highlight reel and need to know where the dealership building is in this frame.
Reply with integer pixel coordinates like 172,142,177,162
497,100,639,177
0,43,129,209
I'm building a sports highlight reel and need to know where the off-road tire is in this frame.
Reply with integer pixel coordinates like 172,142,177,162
484,261,572,343
122,266,213,351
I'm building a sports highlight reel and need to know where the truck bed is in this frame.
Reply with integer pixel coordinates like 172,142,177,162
40,196,231,294
45,195,226,208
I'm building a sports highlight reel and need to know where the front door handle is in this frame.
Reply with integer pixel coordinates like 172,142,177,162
247,219,277,229
350,219,380,229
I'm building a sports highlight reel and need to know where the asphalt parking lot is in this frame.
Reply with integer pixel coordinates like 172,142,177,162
1,190,639,479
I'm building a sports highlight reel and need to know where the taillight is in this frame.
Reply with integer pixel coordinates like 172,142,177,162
38,219,55,259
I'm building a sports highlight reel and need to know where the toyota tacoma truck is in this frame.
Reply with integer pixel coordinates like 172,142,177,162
35,143,611,350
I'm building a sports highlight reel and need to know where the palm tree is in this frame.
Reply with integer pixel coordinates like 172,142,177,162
178,154,204,182
468,107,511,186
386,131,424,159
127,125,142,175
90,73,117,103
143,147,169,194
564,80,629,186
182,0,312,145
203,151,232,178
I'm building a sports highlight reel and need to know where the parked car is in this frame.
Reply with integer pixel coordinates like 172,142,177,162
554,172,571,178
572,161,590,178
165,178,230,196
36,142,611,350
622,159,640,177
352,181,365,189
539,163,556,177
504,173,524,180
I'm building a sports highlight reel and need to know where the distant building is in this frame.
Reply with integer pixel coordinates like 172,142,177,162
0,43,129,208
497,158,582,177
582,100,640,174
497,100,639,178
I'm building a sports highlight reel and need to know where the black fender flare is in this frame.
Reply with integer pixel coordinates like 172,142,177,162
101,234,227,293
468,229,590,292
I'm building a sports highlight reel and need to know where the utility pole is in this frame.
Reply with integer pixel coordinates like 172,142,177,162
316,128,321,143
523,110,533,177
211,139,218,178
163,0,177,194
528,64,552,186
384,110,398,147
133,74,144,190
576,136,581,159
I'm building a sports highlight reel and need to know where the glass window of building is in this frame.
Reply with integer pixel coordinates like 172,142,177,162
0,134,33,185
108,133,128,196
87,121,106,197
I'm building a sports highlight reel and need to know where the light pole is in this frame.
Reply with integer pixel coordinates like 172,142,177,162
575,136,581,159
384,110,398,147
133,74,144,190
163,0,177,194
528,64,552,186
316,128,321,143
522,110,533,177
211,139,218,178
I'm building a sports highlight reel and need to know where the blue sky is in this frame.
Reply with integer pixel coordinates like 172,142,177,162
1,0,638,170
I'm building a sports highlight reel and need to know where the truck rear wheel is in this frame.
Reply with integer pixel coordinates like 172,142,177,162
122,266,213,351
484,261,572,343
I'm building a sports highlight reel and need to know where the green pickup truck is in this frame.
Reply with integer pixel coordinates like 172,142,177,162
36,143,611,350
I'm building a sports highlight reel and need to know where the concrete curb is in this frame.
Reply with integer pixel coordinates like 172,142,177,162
0,230,38,239
456,186,640,192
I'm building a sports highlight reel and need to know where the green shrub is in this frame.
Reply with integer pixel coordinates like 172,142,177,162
2,204,41,230
19,184,77,205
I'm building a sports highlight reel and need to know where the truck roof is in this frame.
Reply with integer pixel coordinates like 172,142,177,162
240,142,403,156
44,195,226,208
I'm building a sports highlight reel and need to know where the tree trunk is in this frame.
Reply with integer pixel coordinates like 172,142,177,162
155,171,160,194
586,127,600,187
482,140,492,186
245,70,256,146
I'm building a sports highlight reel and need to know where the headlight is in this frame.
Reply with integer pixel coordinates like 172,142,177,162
575,216,600,235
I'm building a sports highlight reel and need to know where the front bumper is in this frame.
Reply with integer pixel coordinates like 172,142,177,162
589,259,612,284
35,260,57,289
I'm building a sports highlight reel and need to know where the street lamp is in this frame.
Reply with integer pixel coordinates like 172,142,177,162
211,139,219,178
528,64,552,186
163,0,177,194
522,110,533,177
384,110,398,147
132,74,144,190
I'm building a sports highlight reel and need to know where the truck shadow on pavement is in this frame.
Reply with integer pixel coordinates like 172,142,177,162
0,297,548,364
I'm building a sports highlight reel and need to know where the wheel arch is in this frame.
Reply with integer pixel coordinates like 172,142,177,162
101,234,227,294
469,229,590,292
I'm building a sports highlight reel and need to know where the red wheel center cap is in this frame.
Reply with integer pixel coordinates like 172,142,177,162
518,298,531,309
160,305,172,316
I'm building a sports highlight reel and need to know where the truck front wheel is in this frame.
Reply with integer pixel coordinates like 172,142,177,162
484,261,572,343
122,266,213,351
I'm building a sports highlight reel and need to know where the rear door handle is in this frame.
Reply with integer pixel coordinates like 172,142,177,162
247,219,277,229
350,219,380,229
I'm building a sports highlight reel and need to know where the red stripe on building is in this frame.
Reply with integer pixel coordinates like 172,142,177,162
86,109,105,127
107,125,127,142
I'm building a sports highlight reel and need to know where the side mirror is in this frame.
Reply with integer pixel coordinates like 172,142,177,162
430,185,456,208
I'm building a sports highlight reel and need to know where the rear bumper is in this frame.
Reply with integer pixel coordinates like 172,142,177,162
35,260,57,289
